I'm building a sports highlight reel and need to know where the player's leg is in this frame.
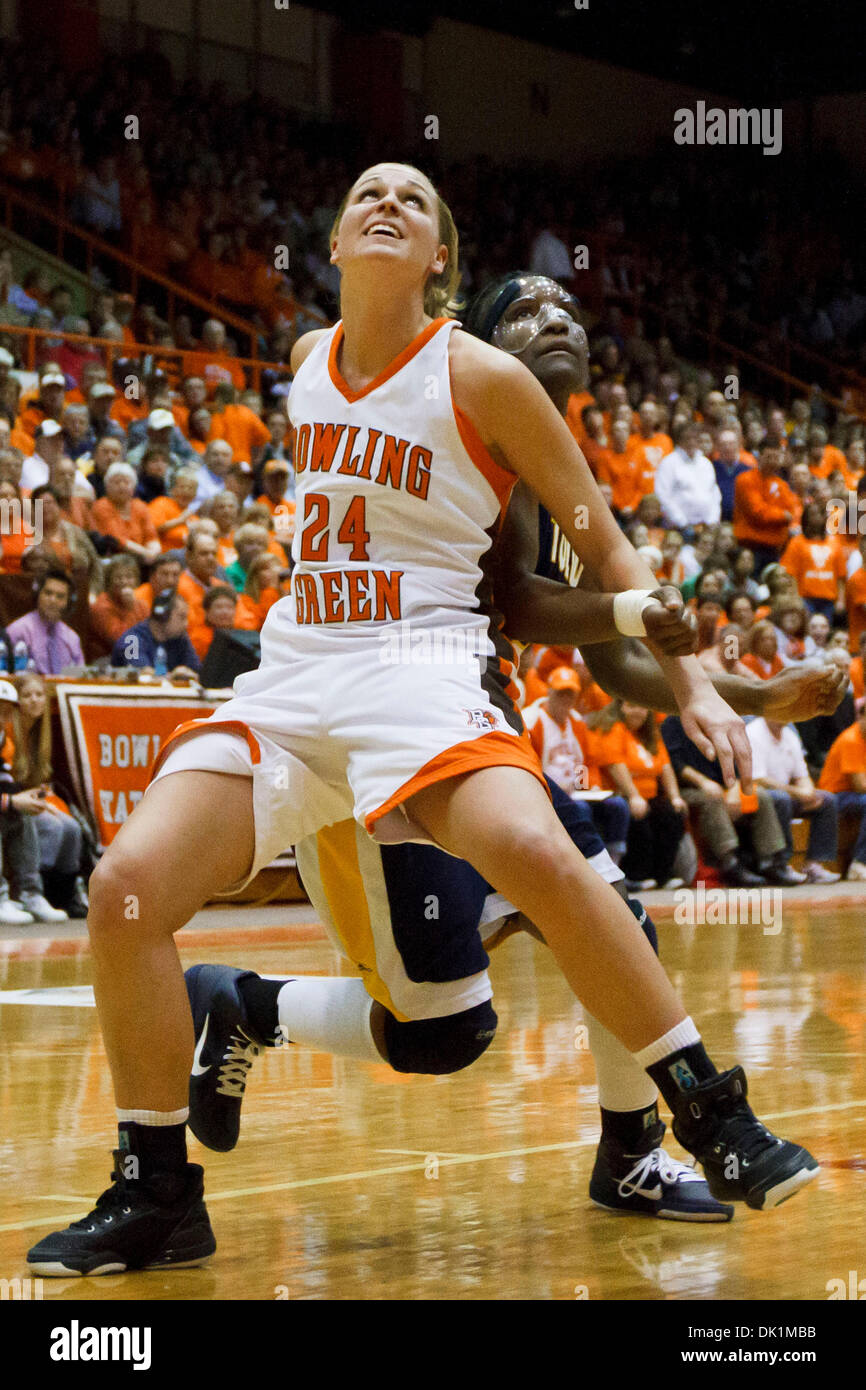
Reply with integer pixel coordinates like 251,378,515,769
27,769,256,1276
502,784,732,1220
185,826,498,1151
92,772,255,1106
406,764,819,1210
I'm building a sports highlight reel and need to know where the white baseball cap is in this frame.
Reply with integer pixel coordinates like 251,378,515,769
40,373,66,388
148,409,175,430
37,419,63,438
0,679,18,704
90,382,116,399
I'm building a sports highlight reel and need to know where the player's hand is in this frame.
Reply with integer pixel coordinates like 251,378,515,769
12,788,46,816
671,795,687,815
761,663,847,723
629,793,649,819
644,586,698,656
680,687,753,790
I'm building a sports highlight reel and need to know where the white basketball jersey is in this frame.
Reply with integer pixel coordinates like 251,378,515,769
270,317,517,664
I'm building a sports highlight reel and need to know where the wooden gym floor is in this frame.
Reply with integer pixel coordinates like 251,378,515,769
0,898,863,1301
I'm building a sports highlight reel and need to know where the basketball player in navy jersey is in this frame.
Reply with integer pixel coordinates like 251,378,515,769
182,274,842,1224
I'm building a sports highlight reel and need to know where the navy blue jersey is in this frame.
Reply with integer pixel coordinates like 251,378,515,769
536,502,584,587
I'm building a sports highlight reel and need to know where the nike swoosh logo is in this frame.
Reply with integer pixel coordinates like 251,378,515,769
191,1013,212,1076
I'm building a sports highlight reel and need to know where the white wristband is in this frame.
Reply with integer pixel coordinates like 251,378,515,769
613,589,655,637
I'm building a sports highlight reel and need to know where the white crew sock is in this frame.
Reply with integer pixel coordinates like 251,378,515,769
116,1107,189,1125
631,1016,701,1069
276,976,382,1061
584,1012,658,1112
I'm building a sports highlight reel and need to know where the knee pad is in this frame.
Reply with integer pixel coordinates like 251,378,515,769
383,999,498,1075
627,896,658,956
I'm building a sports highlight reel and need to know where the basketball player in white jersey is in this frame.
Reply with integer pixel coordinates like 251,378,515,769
29,166,818,1276
180,275,842,1226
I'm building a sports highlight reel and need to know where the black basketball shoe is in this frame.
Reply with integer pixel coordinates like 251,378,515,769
186,964,274,1153
670,1066,819,1210
26,1156,215,1276
589,1120,734,1222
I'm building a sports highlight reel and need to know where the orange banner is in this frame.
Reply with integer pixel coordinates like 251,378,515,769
54,684,224,847
77,700,217,844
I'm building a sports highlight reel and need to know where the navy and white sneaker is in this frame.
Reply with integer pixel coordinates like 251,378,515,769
671,1066,820,1210
186,964,277,1153
27,1155,215,1276
590,1123,734,1222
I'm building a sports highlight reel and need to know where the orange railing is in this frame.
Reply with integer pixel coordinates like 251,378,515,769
0,323,292,395
0,177,328,354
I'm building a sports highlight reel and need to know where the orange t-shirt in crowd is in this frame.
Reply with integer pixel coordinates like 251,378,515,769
809,444,853,485
134,581,159,609
177,571,212,658
256,493,296,521
235,588,280,631
578,679,612,714
91,497,158,550
148,496,197,552
522,667,548,705
851,656,865,702
594,444,654,515
780,534,847,601
10,426,35,454
741,652,784,680
59,496,93,530
111,396,150,432
209,405,271,462
17,401,63,443
524,703,604,789
581,436,607,478
183,350,245,396
172,403,192,436
628,431,672,474
0,527,30,572
818,722,866,794
594,721,671,800
733,470,801,551
89,592,149,654
565,390,596,448
846,567,866,653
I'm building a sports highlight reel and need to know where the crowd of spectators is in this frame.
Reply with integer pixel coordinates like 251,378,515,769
0,36,866,913
0,322,294,920
515,310,866,891
1,39,866,395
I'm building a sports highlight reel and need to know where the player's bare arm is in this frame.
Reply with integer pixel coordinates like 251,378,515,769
494,480,847,724
453,355,751,784
493,480,697,655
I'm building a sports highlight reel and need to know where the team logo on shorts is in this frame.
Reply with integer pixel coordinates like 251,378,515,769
463,708,498,731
